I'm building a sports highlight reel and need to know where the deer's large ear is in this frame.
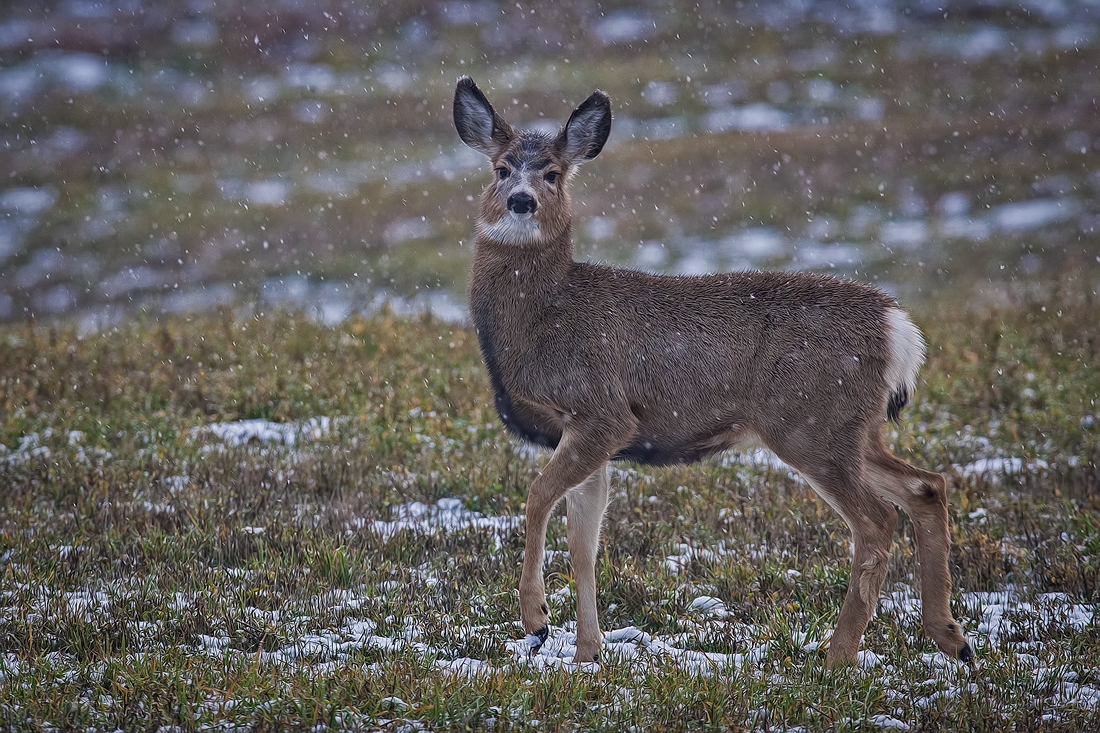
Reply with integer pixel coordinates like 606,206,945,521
556,90,612,164
454,77,514,157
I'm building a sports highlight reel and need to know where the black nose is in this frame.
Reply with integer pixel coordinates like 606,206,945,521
507,192,537,214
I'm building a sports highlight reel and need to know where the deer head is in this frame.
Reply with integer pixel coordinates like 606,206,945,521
453,76,611,247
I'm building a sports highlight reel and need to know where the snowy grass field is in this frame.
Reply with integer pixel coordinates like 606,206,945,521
1,284,1098,731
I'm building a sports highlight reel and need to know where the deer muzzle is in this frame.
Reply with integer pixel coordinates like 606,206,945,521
507,192,537,218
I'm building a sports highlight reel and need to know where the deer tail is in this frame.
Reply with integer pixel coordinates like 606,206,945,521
883,307,926,424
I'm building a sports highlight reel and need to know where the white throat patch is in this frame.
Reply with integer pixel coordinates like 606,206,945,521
477,214,543,245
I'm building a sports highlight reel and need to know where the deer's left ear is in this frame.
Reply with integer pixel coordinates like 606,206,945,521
556,90,611,164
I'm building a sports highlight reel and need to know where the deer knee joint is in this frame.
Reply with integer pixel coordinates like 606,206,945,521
858,548,891,604
920,474,948,507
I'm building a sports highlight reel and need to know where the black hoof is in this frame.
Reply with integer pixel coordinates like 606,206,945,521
526,626,549,653
958,642,974,664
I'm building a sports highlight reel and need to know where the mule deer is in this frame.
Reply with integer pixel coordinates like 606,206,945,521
453,76,972,666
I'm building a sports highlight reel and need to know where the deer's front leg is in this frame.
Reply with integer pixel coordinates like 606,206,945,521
519,487,556,648
519,420,631,656
566,464,609,662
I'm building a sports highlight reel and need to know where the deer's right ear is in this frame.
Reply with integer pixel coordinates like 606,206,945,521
454,77,513,157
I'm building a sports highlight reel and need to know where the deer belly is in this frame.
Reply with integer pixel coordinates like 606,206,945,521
615,425,751,467
614,440,715,466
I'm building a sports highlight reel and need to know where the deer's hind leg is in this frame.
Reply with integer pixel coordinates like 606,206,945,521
782,450,898,666
819,483,897,664
868,440,972,662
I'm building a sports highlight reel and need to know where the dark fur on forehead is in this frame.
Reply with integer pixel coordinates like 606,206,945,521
500,130,565,166
518,130,555,152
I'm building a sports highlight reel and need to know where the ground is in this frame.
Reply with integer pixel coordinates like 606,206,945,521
0,285,1098,730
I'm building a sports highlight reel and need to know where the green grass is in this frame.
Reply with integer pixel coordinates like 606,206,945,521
1,284,1098,731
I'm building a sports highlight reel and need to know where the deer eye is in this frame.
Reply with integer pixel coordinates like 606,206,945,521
544,171,560,184
495,167,510,180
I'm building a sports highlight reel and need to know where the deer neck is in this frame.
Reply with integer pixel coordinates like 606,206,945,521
469,225,574,314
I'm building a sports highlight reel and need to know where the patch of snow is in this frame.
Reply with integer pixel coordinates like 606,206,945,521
639,116,688,140
721,447,794,473
794,241,864,269
688,595,728,618
161,476,191,494
991,198,1076,232
283,63,335,93
605,626,651,644
937,192,971,217
723,227,787,259
856,97,885,121
441,1,497,25
161,284,236,315
47,52,110,91
664,541,737,573
675,249,716,275
960,26,1010,60
940,216,993,240
361,498,523,550
858,650,882,669
642,81,678,107
0,186,58,215
383,217,434,245
956,457,1048,479
1,429,110,466
0,432,50,464
634,241,668,269
593,10,656,45
806,78,837,104
217,178,293,206
197,635,230,654
99,266,169,298
191,417,333,448
379,696,408,712
246,180,293,206
702,104,791,133
506,623,763,675
960,589,1095,644
880,220,928,249
0,654,24,682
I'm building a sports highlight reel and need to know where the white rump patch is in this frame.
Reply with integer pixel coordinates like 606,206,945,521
883,307,926,403
477,215,543,245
